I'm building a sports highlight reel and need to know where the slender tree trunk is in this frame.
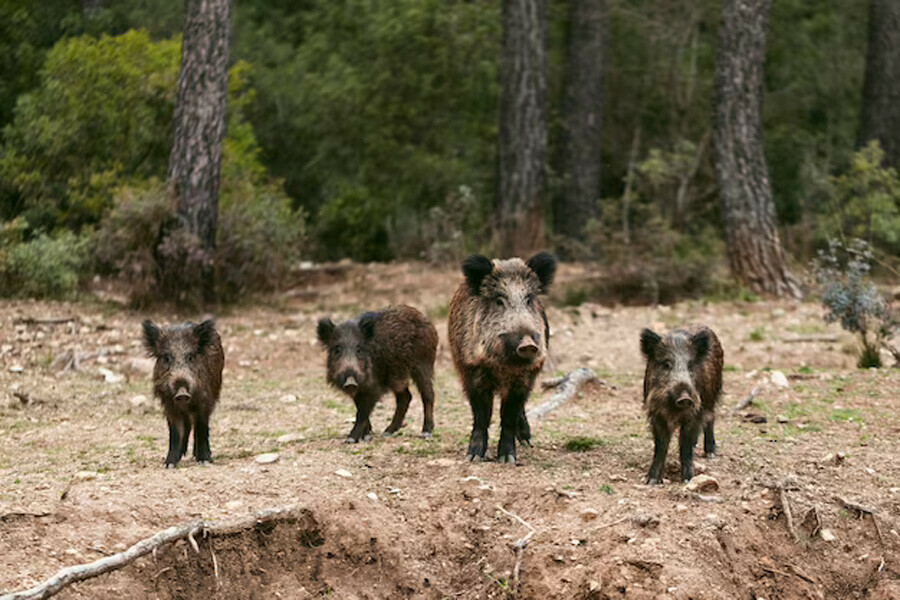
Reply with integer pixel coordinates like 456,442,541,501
167,0,231,302
714,0,800,298
859,0,900,166
554,0,604,256
495,0,548,257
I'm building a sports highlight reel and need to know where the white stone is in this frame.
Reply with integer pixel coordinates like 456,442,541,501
9,365,23,373
820,529,836,542
335,469,352,478
276,433,305,444
770,371,789,388
75,471,99,481
367,492,378,502
255,453,279,464
279,394,298,404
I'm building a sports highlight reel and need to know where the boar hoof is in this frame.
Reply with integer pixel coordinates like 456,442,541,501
645,477,663,485
497,454,517,464
704,451,717,459
362,433,373,442
382,429,399,437
345,436,359,444
465,453,483,462
421,431,432,439
197,460,211,467
165,462,177,469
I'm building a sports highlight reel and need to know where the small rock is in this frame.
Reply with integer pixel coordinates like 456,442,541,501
335,469,353,478
770,371,789,388
580,508,599,522
686,474,719,494
276,433,305,444
75,471,99,481
255,453,279,464
279,394,298,404
632,512,660,528
389,488,402,494
824,452,846,465
676,504,689,512
589,580,600,592
97,367,124,384
239,360,252,368
9,365,24,373
367,492,378,502
743,412,768,424
820,529,836,542
225,500,244,510
777,415,789,424
130,394,150,408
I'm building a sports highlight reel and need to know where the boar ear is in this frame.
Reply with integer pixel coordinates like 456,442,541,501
358,312,379,341
640,328,662,358
193,320,217,352
462,255,493,295
142,320,161,356
317,317,335,346
526,251,557,293
691,329,710,359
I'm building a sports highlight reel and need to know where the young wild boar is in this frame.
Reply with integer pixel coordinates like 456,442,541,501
640,326,724,484
143,320,224,468
448,252,556,463
317,305,438,443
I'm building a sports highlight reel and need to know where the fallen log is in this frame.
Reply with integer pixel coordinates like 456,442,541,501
0,506,306,600
528,368,598,420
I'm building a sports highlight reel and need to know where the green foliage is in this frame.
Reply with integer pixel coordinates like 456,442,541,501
235,0,500,260
0,218,91,298
825,141,900,253
0,30,179,229
563,436,607,452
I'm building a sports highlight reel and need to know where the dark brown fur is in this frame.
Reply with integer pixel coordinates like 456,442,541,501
317,305,438,442
448,252,556,463
142,319,224,468
640,325,724,483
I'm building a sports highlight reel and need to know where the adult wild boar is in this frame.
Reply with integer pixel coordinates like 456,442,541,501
143,319,224,468
317,305,438,442
448,252,556,463
640,326,724,484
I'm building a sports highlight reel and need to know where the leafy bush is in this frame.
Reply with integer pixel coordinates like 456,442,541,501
811,238,899,368
825,141,900,257
0,218,91,298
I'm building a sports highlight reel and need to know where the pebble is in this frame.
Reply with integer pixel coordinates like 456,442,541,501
632,512,660,528
335,469,352,478
580,508,599,522
255,453,279,464
75,471,99,481
276,433,305,444
9,365,24,373
367,492,378,502
225,500,244,510
776,415,789,423
279,394,298,404
97,367,124,384
820,529,836,542
770,371,789,388
685,474,719,494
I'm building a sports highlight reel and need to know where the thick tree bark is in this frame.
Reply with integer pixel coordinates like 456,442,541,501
167,0,231,301
859,0,900,166
495,0,548,258
714,0,800,298
554,0,604,255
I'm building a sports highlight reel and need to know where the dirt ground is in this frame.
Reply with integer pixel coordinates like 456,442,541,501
1,261,899,600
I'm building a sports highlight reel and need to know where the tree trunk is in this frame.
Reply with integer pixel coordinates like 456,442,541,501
554,0,604,256
859,0,900,167
167,0,231,302
714,0,800,298
495,0,548,258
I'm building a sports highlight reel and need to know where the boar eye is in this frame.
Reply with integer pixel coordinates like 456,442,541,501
162,353,174,365
661,359,673,370
495,296,506,307
526,294,536,305
333,344,342,354
356,345,363,355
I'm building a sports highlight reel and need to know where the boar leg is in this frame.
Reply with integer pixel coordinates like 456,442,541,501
703,417,716,457
348,393,377,443
412,366,436,438
679,421,701,482
646,415,672,484
464,368,493,461
516,408,531,446
384,388,412,436
165,413,187,468
179,414,191,459
497,384,529,464
193,414,212,464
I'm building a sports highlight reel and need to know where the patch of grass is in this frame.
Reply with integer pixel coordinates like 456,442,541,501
723,364,739,372
786,323,827,335
394,443,439,457
831,408,864,422
428,303,450,319
561,285,591,307
563,436,608,452
748,327,766,342
599,483,615,495
797,366,814,374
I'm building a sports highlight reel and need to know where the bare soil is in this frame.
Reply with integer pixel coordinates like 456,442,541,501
1,261,899,599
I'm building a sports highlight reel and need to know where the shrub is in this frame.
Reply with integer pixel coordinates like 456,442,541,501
0,219,91,298
811,238,899,368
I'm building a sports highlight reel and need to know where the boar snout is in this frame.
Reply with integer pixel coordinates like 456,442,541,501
342,375,359,394
516,335,539,359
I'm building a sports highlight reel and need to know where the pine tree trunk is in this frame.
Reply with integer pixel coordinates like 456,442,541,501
554,0,604,256
859,0,900,166
714,0,800,298
495,0,548,258
167,0,231,302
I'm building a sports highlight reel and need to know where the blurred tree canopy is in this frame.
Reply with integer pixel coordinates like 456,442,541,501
0,0,893,300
